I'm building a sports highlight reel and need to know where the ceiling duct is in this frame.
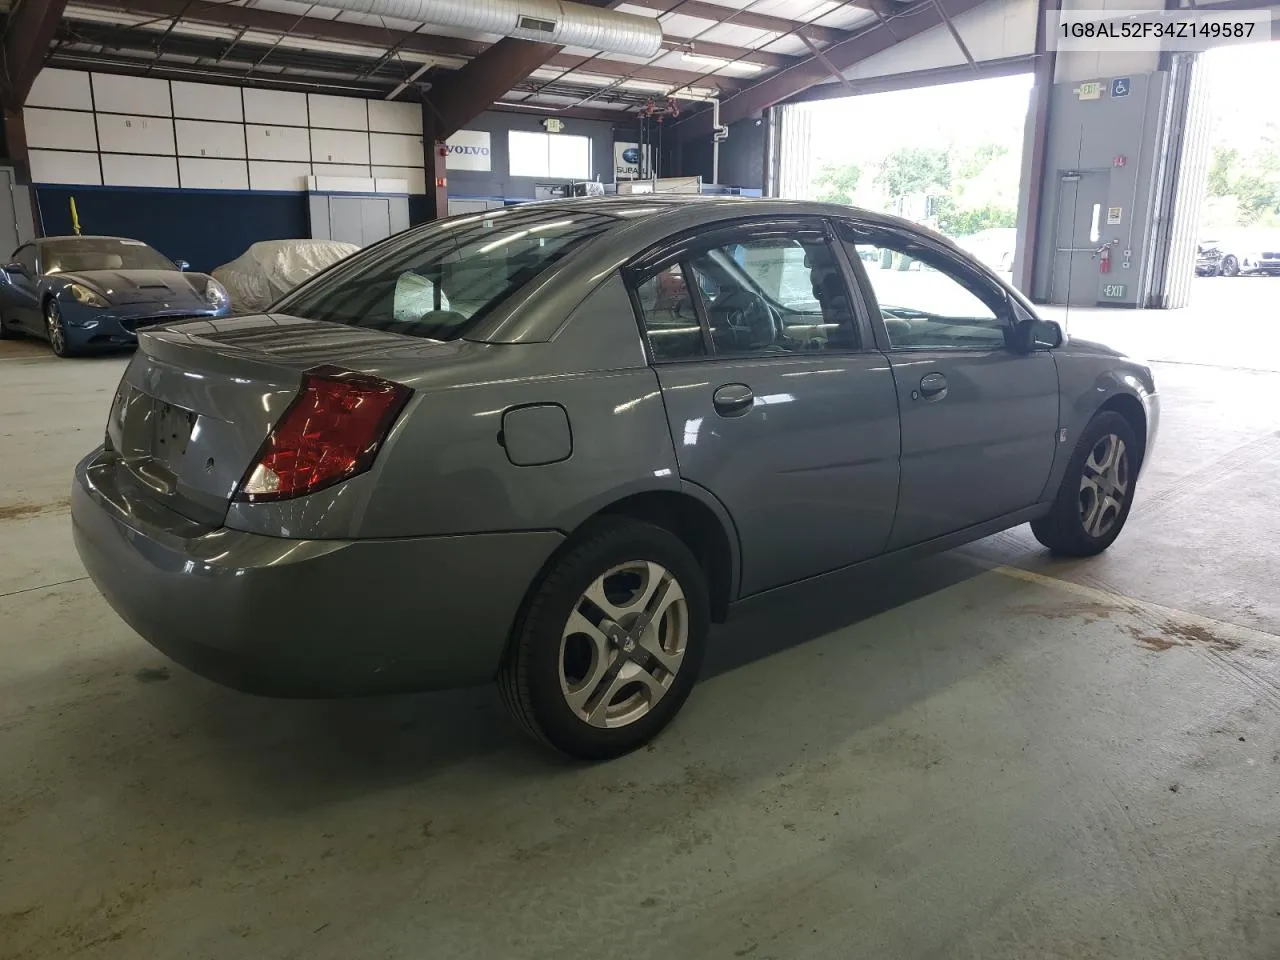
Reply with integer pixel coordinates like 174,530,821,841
310,0,664,58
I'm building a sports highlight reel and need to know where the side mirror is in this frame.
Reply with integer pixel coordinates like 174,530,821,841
176,260,190,271
4,261,25,278
1016,317,1062,351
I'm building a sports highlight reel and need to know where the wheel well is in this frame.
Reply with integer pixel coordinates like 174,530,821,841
1099,393,1147,464
595,491,735,623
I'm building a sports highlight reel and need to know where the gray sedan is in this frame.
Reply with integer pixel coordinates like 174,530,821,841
71,197,1159,760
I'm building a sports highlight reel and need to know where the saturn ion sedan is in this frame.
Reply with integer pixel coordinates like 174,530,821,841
72,197,1158,760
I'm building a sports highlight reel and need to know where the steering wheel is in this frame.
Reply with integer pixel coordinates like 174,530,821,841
707,288,779,350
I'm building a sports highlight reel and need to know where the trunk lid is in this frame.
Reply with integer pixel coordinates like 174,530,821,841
107,314,455,526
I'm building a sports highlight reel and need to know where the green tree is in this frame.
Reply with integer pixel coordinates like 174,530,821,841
935,202,1017,236
812,162,861,205
1207,146,1239,198
954,142,1008,182
873,146,951,199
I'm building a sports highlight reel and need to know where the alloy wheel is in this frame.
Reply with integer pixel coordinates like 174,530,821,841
1079,433,1129,538
558,560,689,729
45,303,67,356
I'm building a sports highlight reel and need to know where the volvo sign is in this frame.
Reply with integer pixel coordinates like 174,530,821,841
445,130,492,172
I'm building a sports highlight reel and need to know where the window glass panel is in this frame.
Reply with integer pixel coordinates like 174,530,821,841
548,135,591,179
1089,203,1101,244
15,245,38,275
275,209,612,341
509,130,549,177
634,264,705,362
687,234,859,356
855,241,1007,350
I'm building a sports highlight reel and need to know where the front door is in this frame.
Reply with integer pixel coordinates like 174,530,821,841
628,218,901,597
1050,170,1110,306
5,242,42,332
840,221,1060,549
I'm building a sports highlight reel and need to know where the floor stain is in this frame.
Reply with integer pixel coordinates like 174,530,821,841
133,667,171,684
0,496,71,522
1165,622,1242,652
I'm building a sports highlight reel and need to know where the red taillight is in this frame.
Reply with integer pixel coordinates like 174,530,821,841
234,365,412,503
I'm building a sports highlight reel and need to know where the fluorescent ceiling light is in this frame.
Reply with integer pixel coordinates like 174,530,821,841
682,52,762,73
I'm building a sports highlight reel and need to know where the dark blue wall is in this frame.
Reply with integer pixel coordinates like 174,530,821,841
34,187,310,273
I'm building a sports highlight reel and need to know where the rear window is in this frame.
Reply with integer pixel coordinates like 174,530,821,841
274,208,615,340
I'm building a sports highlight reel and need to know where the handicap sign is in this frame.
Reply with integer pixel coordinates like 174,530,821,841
1111,77,1131,99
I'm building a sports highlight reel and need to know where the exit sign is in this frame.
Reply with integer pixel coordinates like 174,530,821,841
1077,81,1102,100
1102,283,1127,299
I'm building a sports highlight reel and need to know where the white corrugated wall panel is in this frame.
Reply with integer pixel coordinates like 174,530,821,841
29,150,101,185
368,99,422,135
248,160,311,191
175,119,247,159
101,154,179,188
179,157,250,190
25,68,93,110
370,132,423,167
308,93,368,130
24,108,98,152
310,128,370,165
372,165,427,193
91,74,171,117
245,124,311,162
242,88,308,126
96,114,176,155
775,103,813,200
171,81,244,122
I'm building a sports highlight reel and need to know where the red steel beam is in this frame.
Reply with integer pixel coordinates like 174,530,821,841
622,0,852,46
2,0,70,108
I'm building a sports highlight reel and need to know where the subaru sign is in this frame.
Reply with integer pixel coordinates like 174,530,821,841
615,141,648,180
622,146,641,165
445,130,492,172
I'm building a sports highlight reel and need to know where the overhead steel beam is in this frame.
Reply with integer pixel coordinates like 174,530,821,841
796,29,854,92
621,0,853,45
677,0,991,134
2,0,70,108
544,52,750,90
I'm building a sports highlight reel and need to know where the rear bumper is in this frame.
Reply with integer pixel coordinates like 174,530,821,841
72,447,564,697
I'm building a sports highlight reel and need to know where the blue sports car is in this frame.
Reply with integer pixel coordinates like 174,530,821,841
0,235,230,357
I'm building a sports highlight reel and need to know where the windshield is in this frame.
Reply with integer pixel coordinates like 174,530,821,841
42,238,177,274
275,207,617,341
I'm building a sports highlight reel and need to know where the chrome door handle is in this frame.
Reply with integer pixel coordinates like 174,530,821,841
712,383,754,417
918,372,948,401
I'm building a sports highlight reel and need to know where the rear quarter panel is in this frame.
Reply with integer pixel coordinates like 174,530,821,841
223,274,684,539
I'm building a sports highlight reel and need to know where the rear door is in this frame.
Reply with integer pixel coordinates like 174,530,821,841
837,219,1059,550
627,217,901,598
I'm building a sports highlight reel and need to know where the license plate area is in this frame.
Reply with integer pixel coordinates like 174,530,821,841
151,399,197,469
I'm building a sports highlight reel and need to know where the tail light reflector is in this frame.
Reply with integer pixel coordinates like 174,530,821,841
234,365,412,503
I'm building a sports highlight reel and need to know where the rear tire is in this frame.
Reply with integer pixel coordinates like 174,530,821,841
1221,255,1240,277
1032,410,1141,557
498,516,710,761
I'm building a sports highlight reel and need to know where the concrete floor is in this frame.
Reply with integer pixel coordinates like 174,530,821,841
3,279,1280,959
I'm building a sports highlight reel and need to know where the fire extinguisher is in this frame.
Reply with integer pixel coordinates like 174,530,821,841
1098,243,1112,274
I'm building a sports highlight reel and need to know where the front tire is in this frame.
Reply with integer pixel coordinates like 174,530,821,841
1032,411,1141,557
499,517,710,761
45,299,75,357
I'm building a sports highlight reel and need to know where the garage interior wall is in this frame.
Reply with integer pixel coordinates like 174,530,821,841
23,68,426,270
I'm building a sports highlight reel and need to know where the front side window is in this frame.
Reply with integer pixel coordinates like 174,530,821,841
41,238,176,274
12,245,37,276
276,209,615,341
852,233,1008,350
686,233,860,356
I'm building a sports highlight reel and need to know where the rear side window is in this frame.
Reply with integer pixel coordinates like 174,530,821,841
275,209,615,340
634,264,706,362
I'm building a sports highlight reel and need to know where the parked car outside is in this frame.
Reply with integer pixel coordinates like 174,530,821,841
72,198,1159,760
0,235,229,356
212,239,360,313
1199,229,1280,276
1195,241,1223,276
